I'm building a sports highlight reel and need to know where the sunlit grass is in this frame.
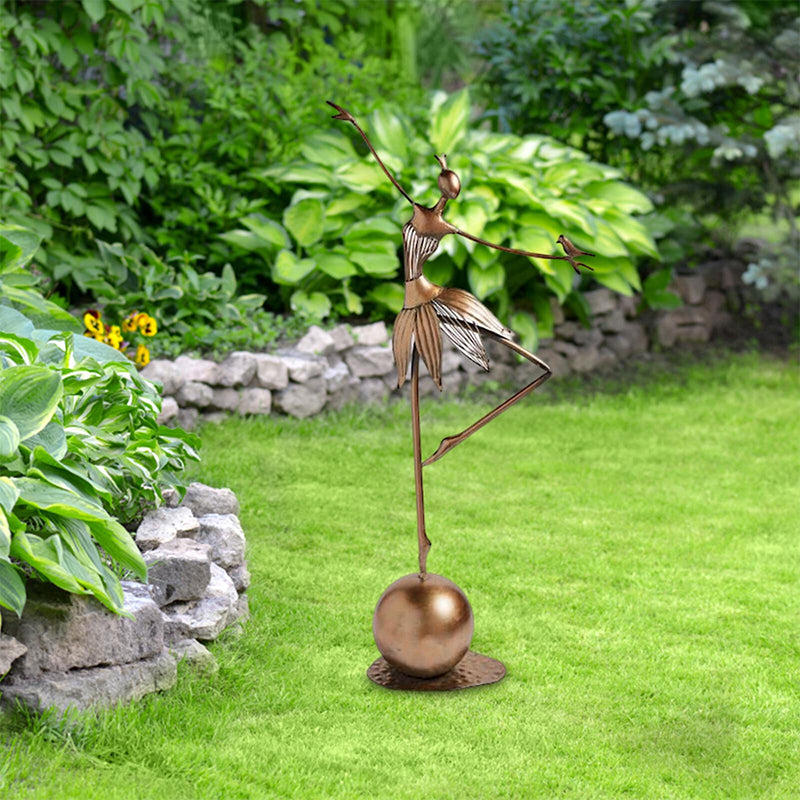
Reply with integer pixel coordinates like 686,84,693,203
2,352,798,799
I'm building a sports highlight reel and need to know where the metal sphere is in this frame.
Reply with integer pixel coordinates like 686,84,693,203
438,169,461,199
372,573,474,678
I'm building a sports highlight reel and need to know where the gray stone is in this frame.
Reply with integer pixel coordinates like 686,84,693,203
143,539,213,607
253,354,289,390
176,381,213,408
329,324,355,351
161,564,239,643
202,411,228,425
3,583,164,680
278,352,326,383
569,345,601,373
673,274,706,305
596,347,618,369
157,396,179,425
472,362,514,386
552,340,578,358
1,650,176,714
358,378,390,405
345,346,394,377
181,483,240,517
135,506,199,552
550,296,565,326
0,634,26,676
169,639,218,675
191,514,246,570
486,339,514,365
441,370,465,393
351,321,388,346
274,378,327,418
599,308,626,333
325,378,360,411
556,321,602,347
230,593,250,626
173,356,219,385
417,375,442,397
584,288,617,315
619,294,639,318
228,564,251,592
209,387,239,412
655,307,711,348
176,407,198,431
162,487,180,508
142,360,184,396
535,348,570,378
217,352,257,387
703,290,726,314
606,321,648,358
323,361,351,393
296,325,336,356
238,387,272,415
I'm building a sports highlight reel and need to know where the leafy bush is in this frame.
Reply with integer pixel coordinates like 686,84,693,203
0,227,200,621
224,90,659,342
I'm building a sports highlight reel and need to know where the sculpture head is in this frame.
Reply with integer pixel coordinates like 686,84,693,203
435,154,461,199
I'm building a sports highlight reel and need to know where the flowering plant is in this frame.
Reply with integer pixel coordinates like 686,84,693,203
83,309,157,367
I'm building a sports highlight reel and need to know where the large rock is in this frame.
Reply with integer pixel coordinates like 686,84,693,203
584,288,617,315
555,321,603,347
191,514,246,570
655,307,711,348
217,352,257,387
323,361,351,393
344,346,394,377
135,506,199,552
329,324,355,351
238,387,272,415
157,396,179,424
569,345,601,373
599,308,626,333
209,387,239,412
351,321,387,346
296,326,335,356
253,354,289,390
606,321,649,359
176,381,213,408
534,348,570,377
173,356,219,385
274,378,327,418
161,564,239,643
325,377,361,411
0,634,26,676
228,564,251,592
278,352,326,383
181,482,239,517
176,407,199,430
0,650,177,714
673,274,706,305
142,360,184,396
358,378,390,405
3,582,164,680
143,539,213,607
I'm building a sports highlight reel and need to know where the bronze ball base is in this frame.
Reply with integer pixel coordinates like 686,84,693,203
367,650,506,691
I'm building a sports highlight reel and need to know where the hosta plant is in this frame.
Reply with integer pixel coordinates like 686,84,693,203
225,89,660,344
0,229,199,622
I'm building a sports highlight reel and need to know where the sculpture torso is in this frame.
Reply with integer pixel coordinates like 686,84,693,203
402,201,453,307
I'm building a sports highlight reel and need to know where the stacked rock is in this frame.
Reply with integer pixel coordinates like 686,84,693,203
0,482,248,715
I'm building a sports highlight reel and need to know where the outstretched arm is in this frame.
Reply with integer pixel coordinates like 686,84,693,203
327,101,414,206
453,227,595,275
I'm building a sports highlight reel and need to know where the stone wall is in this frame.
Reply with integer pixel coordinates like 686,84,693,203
0,483,248,715
144,261,742,429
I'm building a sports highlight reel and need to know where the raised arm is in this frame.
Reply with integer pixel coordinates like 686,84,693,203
453,227,595,275
327,101,414,206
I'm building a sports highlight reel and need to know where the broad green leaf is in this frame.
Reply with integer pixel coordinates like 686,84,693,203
10,531,85,594
312,251,358,279
468,262,505,300
594,271,635,296
272,250,315,285
544,261,576,302
512,227,560,274
241,214,291,249
0,306,35,338
326,193,369,217
583,181,654,215
0,224,42,273
0,416,20,458
430,89,470,153
0,510,9,558
13,477,109,522
369,107,408,160
283,198,324,248
1,284,80,328
342,283,363,315
510,311,538,354
0,365,62,440
87,518,147,581
82,0,107,23
368,282,404,313
0,332,38,365
644,267,673,294
219,229,270,252
289,290,331,320
0,477,19,514
517,211,562,240
531,293,555,338
72,334,129,363
259,163,332,185
300,131,356,167
602,208,660,259
336,161,387,193
350,250,398,276
0,558,25,616
549,200,596,236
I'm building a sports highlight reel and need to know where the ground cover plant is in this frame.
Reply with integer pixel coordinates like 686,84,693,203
1,352,796,799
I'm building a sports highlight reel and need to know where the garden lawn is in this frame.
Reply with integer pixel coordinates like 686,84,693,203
2,352,798,800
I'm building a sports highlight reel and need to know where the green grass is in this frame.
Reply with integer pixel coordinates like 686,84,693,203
2,353,799,800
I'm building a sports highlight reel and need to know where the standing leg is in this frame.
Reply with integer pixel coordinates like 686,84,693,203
411,347,431,576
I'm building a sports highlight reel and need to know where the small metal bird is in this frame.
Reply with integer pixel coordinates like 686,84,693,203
557,234,595,275
328,101,596,575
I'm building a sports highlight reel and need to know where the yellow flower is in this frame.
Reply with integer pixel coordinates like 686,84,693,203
83,310,104,336
122,311,139,333
138,314,157,337
134,344,150,367
105,325,123,350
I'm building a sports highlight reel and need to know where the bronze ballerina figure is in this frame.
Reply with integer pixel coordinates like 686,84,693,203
329,101,595,580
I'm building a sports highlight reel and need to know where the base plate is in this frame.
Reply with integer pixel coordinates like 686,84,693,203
367,650,506,691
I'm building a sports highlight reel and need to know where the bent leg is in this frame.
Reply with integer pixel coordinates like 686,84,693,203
422,335,552,467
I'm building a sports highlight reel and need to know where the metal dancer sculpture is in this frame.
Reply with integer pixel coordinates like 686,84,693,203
328,101,595,690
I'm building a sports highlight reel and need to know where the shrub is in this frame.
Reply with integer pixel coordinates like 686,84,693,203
0,226,200,621
224,90,659,345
